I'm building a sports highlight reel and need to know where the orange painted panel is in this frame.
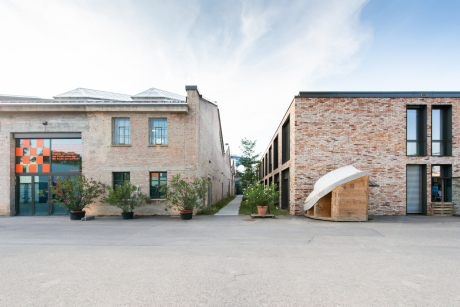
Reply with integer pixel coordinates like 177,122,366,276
151,173,159,178
36,156,43,164
23,139,30,147
29,165,37,172
30,148,37,156
42,164,50,172
15,164,22,173
43,148,50,156
16,148,23,156
23,156,30,164
37,139,43,148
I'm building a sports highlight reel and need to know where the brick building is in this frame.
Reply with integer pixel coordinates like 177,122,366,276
260,92,460,216
0,86,234,216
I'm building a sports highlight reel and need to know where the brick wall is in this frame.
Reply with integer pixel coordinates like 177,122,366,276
294,97,460,216
262,96,460,216
0,89,232,216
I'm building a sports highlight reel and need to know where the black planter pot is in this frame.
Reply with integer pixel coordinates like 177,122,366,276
121,212,134,220
70,211,85,220
180,210,193,220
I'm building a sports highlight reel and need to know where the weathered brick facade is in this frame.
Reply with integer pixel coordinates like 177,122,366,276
0,86,233,216
261,92,460,216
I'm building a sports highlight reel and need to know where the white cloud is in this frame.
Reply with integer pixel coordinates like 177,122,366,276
0,0,371,154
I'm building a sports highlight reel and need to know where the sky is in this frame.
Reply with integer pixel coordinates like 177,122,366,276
1,0,459,156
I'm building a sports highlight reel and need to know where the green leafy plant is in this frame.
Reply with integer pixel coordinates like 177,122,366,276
161,174,208,211
244,182,279,208
239,138,260,189
102,181,151,213
50,176,106,212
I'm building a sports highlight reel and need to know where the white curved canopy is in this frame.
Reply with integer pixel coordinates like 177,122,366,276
304,165,370,211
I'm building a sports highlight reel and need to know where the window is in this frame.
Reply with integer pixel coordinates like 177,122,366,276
113,118,130,145
265,153,268,175
150,172,167,199
150,118,168,145
273,136,279,170
432,106,452,156
431,165,452,202
113,172,130,188
406,106,426,156
269,146,272,173
282,117,290,163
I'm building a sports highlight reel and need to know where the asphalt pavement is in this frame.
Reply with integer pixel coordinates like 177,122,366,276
0,214,459,306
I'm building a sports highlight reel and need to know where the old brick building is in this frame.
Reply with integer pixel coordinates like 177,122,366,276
0,86,233,216
260,92,460,216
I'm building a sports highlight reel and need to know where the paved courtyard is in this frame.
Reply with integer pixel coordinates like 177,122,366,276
0,214,459,306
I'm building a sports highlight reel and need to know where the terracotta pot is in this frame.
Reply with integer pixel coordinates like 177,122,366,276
180,209,193,220
257,206,268,216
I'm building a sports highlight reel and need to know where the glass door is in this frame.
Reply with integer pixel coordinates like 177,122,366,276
16,175,69,215
51,176,68,215
18,176,33,215
34,176,49,215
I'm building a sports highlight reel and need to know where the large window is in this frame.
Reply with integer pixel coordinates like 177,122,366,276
282,117,290,163
431,165,452,202
432,106,452,156
113,118,130,145
15,138,82,173
406,106,426,156
273,136,279,170
113,172,130,188
150,172,167,199
150,118,168,145
269,146,272,173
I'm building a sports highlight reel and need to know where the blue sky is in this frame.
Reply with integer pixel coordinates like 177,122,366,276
1,0,459,155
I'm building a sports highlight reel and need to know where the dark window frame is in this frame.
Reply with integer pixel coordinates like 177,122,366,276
150,172,167,199
431,164,452,202
431,106,452,156
113,172,130,189
268,146,272,173
273,136,279,170
406,106,427,156
282,117,290,163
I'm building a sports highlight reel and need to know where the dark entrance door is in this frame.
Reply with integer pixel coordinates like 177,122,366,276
281,168,290,210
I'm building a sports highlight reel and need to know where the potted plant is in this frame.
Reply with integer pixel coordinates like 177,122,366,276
161,174,207,220
244,182,279,216
102,181,151,219
50,176,106,220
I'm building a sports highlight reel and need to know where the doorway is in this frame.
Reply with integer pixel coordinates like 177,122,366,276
16,175,71,215
281,168,290,210
406,165,427,214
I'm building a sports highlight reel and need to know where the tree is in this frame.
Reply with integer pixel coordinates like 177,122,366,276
239,138,260,190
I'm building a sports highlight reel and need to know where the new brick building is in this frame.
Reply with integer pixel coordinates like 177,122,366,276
260,92,460,216
0,86,234,216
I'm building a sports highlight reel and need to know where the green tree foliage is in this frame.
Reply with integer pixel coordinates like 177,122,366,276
50,176,106,212
102,181,151,213
161,174,208,211
239,138,260,189
244,183,279,207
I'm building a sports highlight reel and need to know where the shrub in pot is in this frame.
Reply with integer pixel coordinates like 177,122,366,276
161,174,207,220
244,182,279,216
102,181,151,219
50,176,106,220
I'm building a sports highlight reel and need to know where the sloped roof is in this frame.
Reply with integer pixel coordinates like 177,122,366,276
53,88,132,101
132,87,185,101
